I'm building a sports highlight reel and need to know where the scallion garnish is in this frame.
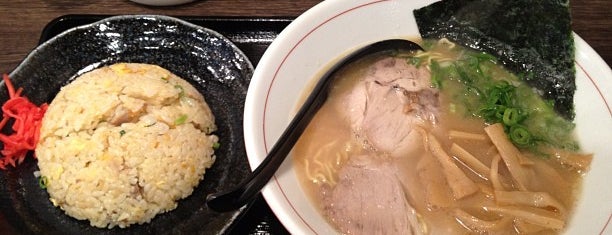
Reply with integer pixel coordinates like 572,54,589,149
424,40,578,153
429,60,443,88
175,114,188,125
510,125,533,147
174,85,185,98
502,108,519,126
409,56,423,68
39,176,48,189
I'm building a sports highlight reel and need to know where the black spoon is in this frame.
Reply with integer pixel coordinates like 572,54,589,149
206,39,424,212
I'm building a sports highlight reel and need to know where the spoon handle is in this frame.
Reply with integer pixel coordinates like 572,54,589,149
206,73,332,212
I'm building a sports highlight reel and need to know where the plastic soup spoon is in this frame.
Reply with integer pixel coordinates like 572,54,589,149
206,39,424,212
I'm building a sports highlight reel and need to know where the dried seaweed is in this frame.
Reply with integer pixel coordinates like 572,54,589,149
414,0,575,119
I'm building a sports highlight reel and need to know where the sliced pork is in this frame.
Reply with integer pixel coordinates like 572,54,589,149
322,154,423,235
342,57,438,157
321,56,440,234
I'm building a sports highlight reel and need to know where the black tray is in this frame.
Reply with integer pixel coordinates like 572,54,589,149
18,14,292,235
40,14,293,67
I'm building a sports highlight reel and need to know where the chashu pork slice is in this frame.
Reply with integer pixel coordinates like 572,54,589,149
342,57,438,157
322,154,423,235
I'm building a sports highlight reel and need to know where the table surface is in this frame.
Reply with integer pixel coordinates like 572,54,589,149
0,0,610,234
1,0,611,73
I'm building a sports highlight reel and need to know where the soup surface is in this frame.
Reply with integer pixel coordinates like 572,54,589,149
293,39,591,234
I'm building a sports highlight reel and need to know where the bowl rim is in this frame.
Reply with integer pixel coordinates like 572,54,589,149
245,0,612,234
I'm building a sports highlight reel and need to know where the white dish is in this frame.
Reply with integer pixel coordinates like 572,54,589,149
244,0,612,234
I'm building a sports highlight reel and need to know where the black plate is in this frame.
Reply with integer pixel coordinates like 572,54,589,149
0,15,254,235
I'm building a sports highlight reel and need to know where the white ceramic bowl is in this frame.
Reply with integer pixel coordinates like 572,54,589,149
244,0,612,234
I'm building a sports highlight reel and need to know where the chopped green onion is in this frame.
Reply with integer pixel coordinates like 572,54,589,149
409,56,423,67
161,76,169,83
510,125,532,147
486,90,501,105
39,176,48,189
473,52,497,63
175,114,188,125
494,105,506,120
144,122,156,127
424,40,578,152
174,85,185,98
502,108,519,126
119,130,126,136
456,66,473,84
430,60,443,88
212,142,220,150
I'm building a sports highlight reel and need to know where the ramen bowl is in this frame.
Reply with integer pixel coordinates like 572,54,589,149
243,0,612,234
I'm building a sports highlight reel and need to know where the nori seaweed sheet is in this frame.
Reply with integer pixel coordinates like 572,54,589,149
414,0,576,120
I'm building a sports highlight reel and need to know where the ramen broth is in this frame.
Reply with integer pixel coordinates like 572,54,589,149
293,40,590,234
